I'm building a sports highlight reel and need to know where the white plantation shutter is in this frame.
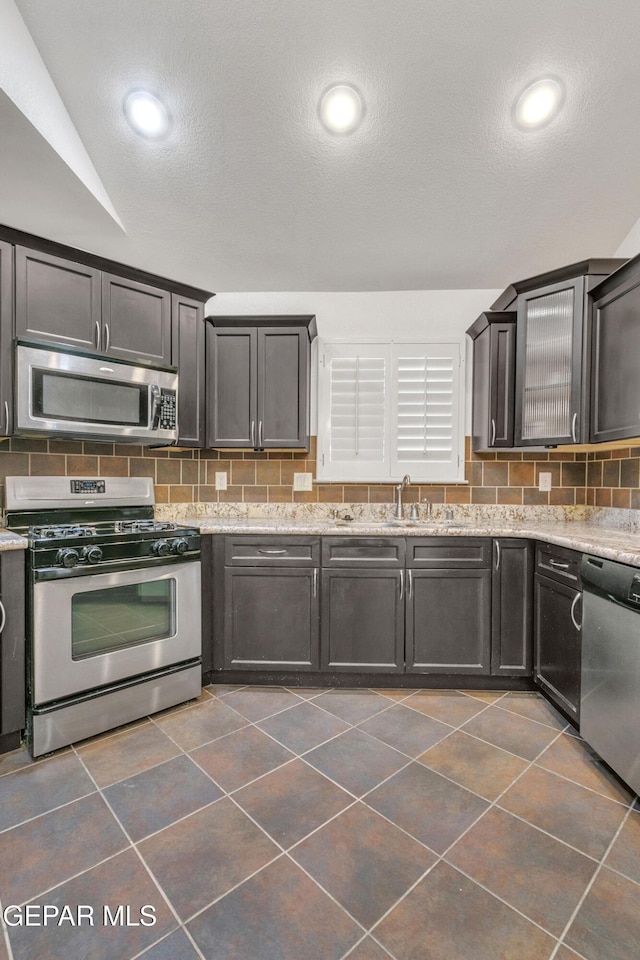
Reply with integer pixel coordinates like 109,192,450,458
317,339,464,482
391,343,462,480
318,343,391,480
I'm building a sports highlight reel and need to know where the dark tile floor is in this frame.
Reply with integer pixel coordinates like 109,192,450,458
0,686,638,960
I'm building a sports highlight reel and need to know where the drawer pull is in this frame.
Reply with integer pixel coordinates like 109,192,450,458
548,559,570,569
0,599,5,634
399,570,404,600
257,548,289,555
407,569,413,600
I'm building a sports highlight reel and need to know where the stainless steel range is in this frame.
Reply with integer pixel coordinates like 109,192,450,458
5,476,201,756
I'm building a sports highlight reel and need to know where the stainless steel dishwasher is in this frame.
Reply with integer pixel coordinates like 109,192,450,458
581,554,640,795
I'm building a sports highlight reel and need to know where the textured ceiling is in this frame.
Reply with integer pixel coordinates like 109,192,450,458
7,0,640,292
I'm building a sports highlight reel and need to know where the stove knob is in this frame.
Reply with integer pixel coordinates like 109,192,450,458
82,545,103,565
152,539,171,557
171,538,190,555
57,547,79,568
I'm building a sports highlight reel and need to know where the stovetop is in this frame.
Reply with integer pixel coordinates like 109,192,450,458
30,519,185,543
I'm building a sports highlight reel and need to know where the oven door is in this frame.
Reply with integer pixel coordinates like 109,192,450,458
32,561,201,705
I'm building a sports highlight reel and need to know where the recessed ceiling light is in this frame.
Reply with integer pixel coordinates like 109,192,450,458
513,77,564,130
319,84,363,134
124,90,171,139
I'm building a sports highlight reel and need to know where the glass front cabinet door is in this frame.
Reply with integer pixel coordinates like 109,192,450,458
514,277,585,446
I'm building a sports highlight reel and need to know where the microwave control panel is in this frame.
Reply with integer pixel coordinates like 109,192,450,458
159,389,177,431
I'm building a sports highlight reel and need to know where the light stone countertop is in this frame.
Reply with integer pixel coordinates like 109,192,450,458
173,516,640,567
0,529,28,551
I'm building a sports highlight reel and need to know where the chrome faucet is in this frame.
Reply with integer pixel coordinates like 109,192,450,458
394,474,411,519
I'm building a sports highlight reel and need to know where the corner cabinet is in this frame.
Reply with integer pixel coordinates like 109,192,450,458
500,259,625,446
590,254,640,443
467,311,516,452
205,315,317,450
0,551,26,754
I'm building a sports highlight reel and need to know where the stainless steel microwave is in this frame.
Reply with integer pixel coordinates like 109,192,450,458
15,340,178,444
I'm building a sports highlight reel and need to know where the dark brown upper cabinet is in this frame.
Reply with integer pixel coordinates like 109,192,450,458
205,315,317,450
6,225,212,368
171,293,205,447
467,311,516,452
102,273,171,365
0,241,13,439
589,253,640,443
491,259,625,447
15,246,101,351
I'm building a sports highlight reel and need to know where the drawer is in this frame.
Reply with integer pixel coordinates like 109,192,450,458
321,538,406,568
406,537,491,569
224,536,320,566
536,542,582,586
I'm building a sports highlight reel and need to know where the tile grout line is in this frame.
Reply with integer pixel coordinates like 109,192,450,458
70,743,210,960
547,798,639,960
362,722,574,951
0,896,16,960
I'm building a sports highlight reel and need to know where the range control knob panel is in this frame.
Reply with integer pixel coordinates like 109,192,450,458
57,547,79,568
151,539,172,557
82,545,103,565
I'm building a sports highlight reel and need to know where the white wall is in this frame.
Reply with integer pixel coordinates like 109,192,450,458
615,216,640,259
206,289,502,433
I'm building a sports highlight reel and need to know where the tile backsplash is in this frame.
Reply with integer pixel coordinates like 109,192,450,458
1,436,639,512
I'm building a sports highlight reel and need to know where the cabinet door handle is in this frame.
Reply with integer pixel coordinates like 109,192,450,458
250,420,256,448
94,319,100,350
258,548,288,555
495,540,501,570
399,570,404,600
0,599,6,635
103,323,110,353
490,418,496,445
3,400,8,436
570,592,582,632
312,568,318,598
258,420,263,449
571,412,578,443
407,569,413,600
549,559,570,569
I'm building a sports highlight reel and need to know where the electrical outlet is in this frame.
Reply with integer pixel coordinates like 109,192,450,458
293,472,313,491
215,471,228,491
538,471,552,492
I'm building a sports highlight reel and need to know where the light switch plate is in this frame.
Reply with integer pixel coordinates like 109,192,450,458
215,471,228,491
293,472,313,491
538,471,552,492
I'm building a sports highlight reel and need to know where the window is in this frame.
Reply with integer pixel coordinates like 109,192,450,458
317,339,464,482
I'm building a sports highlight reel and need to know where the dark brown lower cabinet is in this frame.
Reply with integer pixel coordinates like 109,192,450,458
321,568,404,672
491,539,533,676
0,551,26,753
405,568,492,674
223,565,319,671
534,573,582,721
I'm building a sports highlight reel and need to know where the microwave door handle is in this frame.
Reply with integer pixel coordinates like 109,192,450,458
150,385,162,429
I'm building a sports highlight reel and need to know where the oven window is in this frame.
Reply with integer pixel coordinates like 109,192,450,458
34,370,147,426
71,580,176,659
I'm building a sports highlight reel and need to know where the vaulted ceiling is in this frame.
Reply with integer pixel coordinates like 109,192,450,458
2,0,640,292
